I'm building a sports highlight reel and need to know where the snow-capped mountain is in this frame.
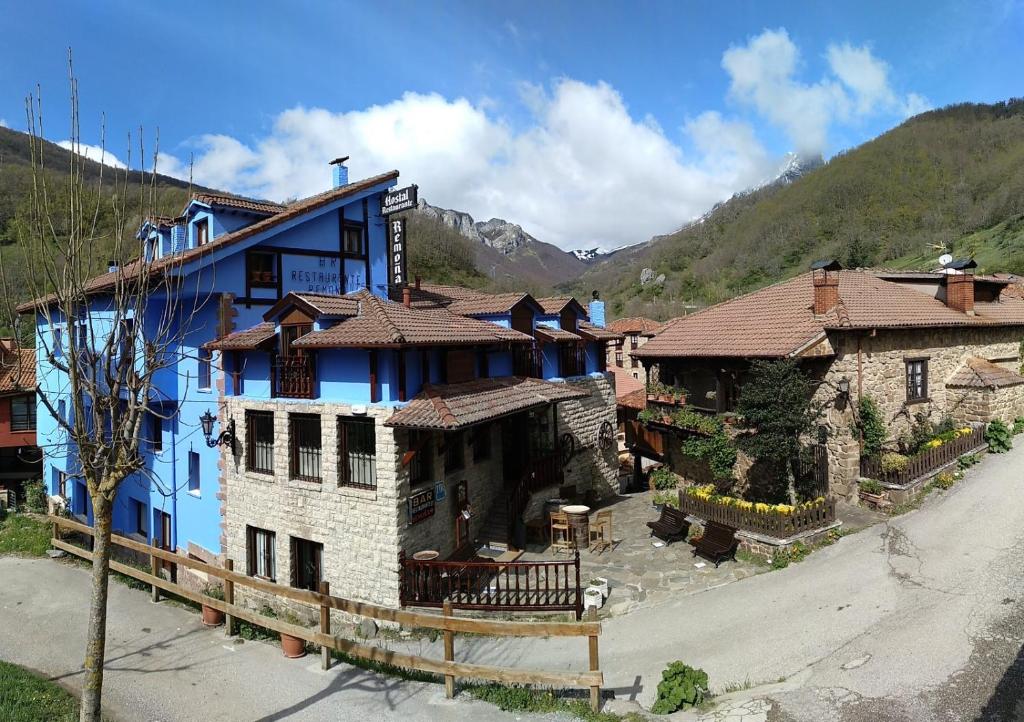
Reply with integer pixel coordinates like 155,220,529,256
762,152,824,188
570,248,610,262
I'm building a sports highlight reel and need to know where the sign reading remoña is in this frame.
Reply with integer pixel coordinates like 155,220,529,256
381,184,418,215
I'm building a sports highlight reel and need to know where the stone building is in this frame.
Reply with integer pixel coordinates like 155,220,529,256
632,260,1024,497
606,317,663,386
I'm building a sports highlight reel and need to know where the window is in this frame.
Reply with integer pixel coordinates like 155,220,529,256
10,395,35,431
558,344,584,377
408,430,431,486
630,335,639,349
248,251,278,286
342,223,364,256
246,411,275,474
148,413,162,452
76,323,89,352
338,417,376,489
57,399,66,424
57,470,68,498
906,358,929,402
52,326,63,357
472,423,491,463
133,499,147,536
289,414,322,481
195,218,209,246
615,351,623,367
246,526,276,580
198,348,212,390
188,451,200,494
444,431,464,473
290,537,323,591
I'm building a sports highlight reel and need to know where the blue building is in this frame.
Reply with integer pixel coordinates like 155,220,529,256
27,161,622,606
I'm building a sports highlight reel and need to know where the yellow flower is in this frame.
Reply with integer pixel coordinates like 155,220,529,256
959,427,972,435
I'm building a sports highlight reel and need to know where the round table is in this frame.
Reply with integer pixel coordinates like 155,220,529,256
562,505,591,548
412,550,439,561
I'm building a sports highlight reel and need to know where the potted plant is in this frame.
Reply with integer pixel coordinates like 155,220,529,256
588,577,609,598
201,585,226,627
584,587,604,611
672,386,688,406
858,478,886,507
279,609,308,659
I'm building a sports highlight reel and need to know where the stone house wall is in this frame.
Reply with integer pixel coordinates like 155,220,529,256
557,373,620,499
947,384,1024,425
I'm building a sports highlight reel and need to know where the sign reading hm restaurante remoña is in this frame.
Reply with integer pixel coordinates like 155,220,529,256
380,184,418,215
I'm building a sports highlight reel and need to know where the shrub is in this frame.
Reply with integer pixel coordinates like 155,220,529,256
958,453,981,470
652,490,679,508
880,452,909,474
649,467,679,491
651,662,709,715
855,395,887,458
935,472,956,490
859,478,884,495
23,479,47,514
1013,417,1024,435
985,420,1012,453
681,429,737,481
202,584,225,601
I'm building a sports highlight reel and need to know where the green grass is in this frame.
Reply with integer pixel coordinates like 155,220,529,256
0,661,78,721
466,684,641,722
0,514,52,557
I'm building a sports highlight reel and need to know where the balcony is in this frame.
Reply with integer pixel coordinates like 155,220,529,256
272,355,314,399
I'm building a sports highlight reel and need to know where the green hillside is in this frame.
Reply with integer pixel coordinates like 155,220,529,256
574,99,1024,320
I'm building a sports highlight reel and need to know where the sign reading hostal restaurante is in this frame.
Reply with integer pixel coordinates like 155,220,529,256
381,184,418,215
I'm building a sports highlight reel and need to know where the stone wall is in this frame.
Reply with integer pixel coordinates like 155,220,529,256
557,373,620,498
948,384,1024,425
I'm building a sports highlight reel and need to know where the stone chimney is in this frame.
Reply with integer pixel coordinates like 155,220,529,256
811,260,842,316
330,156,350,189
945,271,975,315
402,286,411,309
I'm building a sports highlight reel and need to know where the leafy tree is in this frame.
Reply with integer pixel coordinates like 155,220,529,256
736,359,820,503
854,394,887,458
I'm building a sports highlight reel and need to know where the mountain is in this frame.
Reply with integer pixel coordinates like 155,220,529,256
571,248,610,262
414,199,586,288
572,99,1024,321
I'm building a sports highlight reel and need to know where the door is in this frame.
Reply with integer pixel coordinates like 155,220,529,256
501,415,527,485
156,510,176,581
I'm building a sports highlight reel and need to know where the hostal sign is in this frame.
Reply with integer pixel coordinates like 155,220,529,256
380,184,418,215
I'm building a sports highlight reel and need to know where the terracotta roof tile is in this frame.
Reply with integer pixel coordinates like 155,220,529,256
618,388,647,411
577,321,625,342
0,347,35,394
947,357,1024,388
384,377,589,430
609,366,644,402
204,322,277,351
536,325,582,343
192,193,285,215
290,293,360,318
447,293,535,316
536,296,587,316
607,317,663,335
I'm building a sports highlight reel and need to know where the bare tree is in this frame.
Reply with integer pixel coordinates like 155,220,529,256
0,56,209,721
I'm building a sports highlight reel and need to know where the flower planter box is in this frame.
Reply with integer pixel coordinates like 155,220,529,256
858,491,888,509
201,604,225,627
587,577,609,598
583,588,604,611
280,633,307,658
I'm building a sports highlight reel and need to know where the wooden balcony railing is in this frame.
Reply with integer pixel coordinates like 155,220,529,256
272,355,314,399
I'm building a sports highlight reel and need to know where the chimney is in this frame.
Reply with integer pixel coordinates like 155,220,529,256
402,286,411,308
588,290,606,328
945,270,975,315
330,156,350,189
811,260,841,316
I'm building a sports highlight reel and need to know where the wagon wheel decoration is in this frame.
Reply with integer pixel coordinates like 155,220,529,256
597,420,615,450
559,433,576,466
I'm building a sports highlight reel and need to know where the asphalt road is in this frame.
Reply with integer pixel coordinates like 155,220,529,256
3,441,1024,721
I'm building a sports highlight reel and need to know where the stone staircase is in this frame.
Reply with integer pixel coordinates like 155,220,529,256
477,497,512,552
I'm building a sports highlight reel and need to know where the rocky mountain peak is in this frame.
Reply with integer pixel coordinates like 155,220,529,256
416,199,535,255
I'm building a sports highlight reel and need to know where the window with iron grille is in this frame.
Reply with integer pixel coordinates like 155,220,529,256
472,423,491,462
338,416,376,489
408,429,431,486
444,431,465,473
198,348,212,390
290,536,323,591
246,526,276,580
10,395,35,431
289,414,322,481
246,411,275,474
906,358,929,402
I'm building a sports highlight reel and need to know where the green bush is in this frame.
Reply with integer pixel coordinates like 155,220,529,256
985,420,1012,453
681,429,737,481
649,468,679,491
202,584,225,601
958,453,982,470
880,452,909,474
651,661,709,715
855,395,887,457
859,478,884,495
23,479,47,514
935,472,957,490
1013,417,1024,435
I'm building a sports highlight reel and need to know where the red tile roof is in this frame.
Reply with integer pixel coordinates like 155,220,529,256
636,270,1024,359
192,193,285,215
204,323,277,351
0,347,35,394
536,325,582,343
609,366,644,402
536,296,588,317
607,317,663,336
947,357,1024,388
618,388,647,411
384,377,589,430
577,321,624,342
263,293,360,321
446,293,537,316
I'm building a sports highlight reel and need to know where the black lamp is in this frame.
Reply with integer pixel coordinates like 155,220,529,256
200,410,235,448
837,377,851,397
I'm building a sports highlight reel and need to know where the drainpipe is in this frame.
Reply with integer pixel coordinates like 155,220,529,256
856,335,863,402
170,415,178,552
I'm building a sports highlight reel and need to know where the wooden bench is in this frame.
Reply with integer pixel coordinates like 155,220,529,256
691,521,738,567
646,506,690,544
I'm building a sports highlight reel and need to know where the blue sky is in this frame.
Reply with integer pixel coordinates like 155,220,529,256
1,1,1021,249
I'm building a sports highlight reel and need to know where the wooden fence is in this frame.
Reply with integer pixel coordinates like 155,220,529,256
48,515,603,710
678,493,836,539
400,550,582,618
859,425,985,486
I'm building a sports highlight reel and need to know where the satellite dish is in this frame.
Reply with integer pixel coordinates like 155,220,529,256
939,253,953,267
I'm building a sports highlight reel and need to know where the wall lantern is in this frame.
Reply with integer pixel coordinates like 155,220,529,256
837,377,851,397
200,410,236,448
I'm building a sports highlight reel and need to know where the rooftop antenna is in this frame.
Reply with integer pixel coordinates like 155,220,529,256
939,253,954,267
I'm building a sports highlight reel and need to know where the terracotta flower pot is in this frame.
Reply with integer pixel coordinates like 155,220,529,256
201,604,225,627
281,633,307,658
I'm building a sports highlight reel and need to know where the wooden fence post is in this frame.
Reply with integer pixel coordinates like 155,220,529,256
320,581,331,671
573,549,582,621
150,538,160,603
587,606,600,712
224,559,235,637
443,599,455,698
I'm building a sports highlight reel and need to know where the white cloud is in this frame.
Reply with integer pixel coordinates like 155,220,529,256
723,29,930,155
0,118,8,128
56,141,128,169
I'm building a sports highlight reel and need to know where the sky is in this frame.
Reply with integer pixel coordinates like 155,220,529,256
0,1,1021,250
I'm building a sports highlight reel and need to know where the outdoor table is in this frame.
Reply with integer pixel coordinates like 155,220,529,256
412,550,439,561
562,505,591,548
411,550,439,601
